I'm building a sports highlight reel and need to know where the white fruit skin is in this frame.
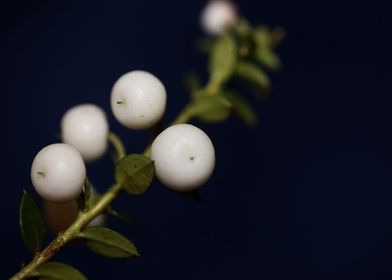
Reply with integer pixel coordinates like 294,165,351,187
111,70,167,129
200,0,238,36
44,200,105,234
61,104,109,162
31,143,86,202
151,124,215,191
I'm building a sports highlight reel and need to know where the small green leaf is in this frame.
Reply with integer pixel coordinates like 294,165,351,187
81,226,139,258
223,91,258,126
19,191,46,253
235,61,271,95
253,26,285,49
188,95,232,123
106,208,137,228
254,48,281,71
209,34,237,85
115,154,155,195
235,19,252,38
37,262,87,280
252,26,274,49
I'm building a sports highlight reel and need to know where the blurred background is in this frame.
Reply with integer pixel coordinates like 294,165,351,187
1,0,392,279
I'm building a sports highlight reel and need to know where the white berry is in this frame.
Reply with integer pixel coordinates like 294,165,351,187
44,200,105,234
151,124,215,191
61,104,109,162
31,143,86,202
200,0,238,36
111,70,167,129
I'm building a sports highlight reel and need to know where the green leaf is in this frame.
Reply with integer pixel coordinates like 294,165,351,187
252,26,274,49
115,154,155,195
37,262,87,280
223,91,258,126
19,191,46,253
253,26,285,49
235,61,271,95
188,95,232,123
209,34,237,85
106,208,137,228
235,19,252,38
254,48,281,71
81,226,139,258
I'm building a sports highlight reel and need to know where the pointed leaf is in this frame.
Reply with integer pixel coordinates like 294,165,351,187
115,154,155,195
254,48,281,71
223,91,258,126
19,191,46,253
81,226,139,258
188,94,232,123
37,262,87,280
209,34,237,85
235,19,252,38
252,26,274,48
253,25,285,49
235,61,271,95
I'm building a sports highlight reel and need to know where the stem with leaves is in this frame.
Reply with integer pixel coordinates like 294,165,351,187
11,182,122,280
10,19,284,280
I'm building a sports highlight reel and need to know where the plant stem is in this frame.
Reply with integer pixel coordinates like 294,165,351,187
10,102,195,279
108,132,126,161
11,48,223,280
9,183,123,280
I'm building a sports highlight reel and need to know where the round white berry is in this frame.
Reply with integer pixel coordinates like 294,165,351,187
61,104,109,162
31,143,86,202
200,0,238,36
151,124,215,191
111,70,167,129
44,200,105,234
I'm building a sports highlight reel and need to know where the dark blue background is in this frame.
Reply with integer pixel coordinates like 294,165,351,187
1,0,392,279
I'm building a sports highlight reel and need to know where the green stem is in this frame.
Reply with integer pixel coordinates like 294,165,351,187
11,37,226,280
172,104,194,125
11,104,195,279
9,183,123,280
108,131,126,162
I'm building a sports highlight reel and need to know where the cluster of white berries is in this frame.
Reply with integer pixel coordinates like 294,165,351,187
30,70,216,231
30,0,236,231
